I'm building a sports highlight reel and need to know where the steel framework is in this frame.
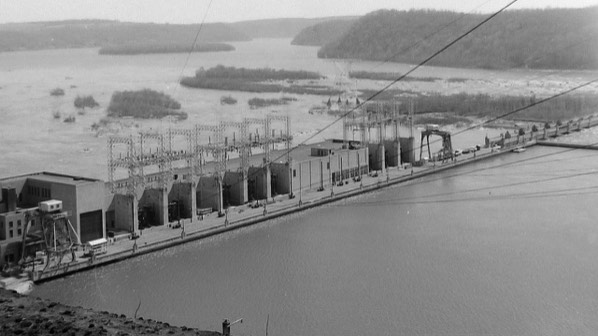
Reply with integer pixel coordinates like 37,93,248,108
107,116,290,194
343,101,401,146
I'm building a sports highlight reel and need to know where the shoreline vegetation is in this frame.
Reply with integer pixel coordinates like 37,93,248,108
180,65,343,95
348,71,468,84
107,89,187,120
349,70,441,82
248,96,297,108
99,42,235,55
357,89,598,123
0,20,249,53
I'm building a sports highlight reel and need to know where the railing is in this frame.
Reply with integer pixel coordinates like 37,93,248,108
485,114,598,149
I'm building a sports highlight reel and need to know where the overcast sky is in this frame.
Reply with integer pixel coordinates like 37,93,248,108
1,0,597,24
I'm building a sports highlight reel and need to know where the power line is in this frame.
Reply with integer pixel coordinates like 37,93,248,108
379,138,598,196
188,0,598,211
345,184,598,207
347,185,598,207
347,166,598,207
189,74,597,209
391,78,598,166
175,0,214,96
267,0,520,167
369,0,495,71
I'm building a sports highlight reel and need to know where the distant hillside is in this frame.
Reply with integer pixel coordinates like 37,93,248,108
229,16,357,39
0,20,249,52
317,7,598,70
291,19,356,46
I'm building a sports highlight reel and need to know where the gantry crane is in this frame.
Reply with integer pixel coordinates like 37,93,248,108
19,202,79,274
419,127,454,162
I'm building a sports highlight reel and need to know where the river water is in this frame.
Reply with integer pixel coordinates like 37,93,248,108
1,38,596,179
33,146,598,335
5,37,598,334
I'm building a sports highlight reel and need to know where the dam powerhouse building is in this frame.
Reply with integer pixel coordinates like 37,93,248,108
1,105,416,267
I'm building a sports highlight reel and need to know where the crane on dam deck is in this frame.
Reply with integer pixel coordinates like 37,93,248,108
18,200,80,274
419,126,454,162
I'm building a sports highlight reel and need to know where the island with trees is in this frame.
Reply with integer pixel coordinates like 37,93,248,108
0,20,249,52
107,89,186,120
180,65,342,95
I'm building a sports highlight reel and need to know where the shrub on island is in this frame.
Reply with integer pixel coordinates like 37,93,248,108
220,95,238,105
74,95,99,109
248,97,297,108
50,88,65,96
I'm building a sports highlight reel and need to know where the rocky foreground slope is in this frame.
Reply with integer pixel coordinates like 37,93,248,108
0,289,220,336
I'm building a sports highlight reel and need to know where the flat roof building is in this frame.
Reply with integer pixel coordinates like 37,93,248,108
0,172,106,267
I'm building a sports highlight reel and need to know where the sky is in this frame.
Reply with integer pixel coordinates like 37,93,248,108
0,0,597,24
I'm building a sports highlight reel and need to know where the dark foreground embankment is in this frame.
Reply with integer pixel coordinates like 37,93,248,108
0,289,220,336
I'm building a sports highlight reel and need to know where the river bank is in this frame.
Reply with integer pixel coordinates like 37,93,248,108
0,288,220,336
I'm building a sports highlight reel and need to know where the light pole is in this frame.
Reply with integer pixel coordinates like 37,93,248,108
299,163,303,206
222,318,243,336
329,152,334,197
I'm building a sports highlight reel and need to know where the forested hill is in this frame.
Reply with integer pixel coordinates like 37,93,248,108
0,20,249,52
229,16,357,39
316,7,598,70
291,19,356,46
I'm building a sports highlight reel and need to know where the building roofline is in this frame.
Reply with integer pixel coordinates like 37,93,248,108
0,171,102,183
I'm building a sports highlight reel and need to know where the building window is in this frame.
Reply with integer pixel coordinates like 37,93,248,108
293,169,296,177
9,221,13,228
17,229,22,235
17,220,21,227
9,230,13,238
327,162,330,170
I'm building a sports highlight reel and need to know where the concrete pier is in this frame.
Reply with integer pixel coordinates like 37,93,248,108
197,176,222,213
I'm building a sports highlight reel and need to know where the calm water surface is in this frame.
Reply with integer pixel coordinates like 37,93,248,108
33,146,598,335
